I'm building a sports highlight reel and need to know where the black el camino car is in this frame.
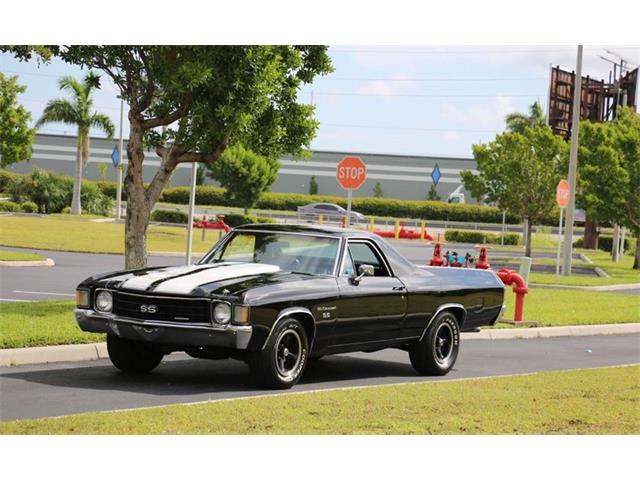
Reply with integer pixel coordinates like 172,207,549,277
75,224,506,389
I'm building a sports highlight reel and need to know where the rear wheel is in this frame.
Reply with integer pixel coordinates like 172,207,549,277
248,318,309,389
409,311,460,376
106,334,164,374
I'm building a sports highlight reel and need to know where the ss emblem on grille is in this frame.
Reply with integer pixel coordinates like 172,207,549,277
140,304,157,314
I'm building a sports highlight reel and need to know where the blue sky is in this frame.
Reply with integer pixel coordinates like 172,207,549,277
1,45,638,158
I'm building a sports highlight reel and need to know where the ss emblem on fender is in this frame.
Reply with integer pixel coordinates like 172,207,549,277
140,304,157,314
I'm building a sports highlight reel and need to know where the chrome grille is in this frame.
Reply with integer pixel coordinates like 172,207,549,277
112,292,211,323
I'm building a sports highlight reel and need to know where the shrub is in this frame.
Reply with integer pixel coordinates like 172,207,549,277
151,209,189,224
221,214,275,227
445,229,520,246
0,200,20,212
79,180,112,216
8,168,112,215
62,206,71,214
0,170,23,192
574,235,631,253
19,201,38,213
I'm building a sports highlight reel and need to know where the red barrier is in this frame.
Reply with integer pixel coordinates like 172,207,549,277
496,269,528,323
193,216,231,233
374,223,434,241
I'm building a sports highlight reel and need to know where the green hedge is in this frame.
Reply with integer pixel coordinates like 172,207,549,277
0,200,20,212
159,186,520,224
573,235,632,253
151,209,189,224
222,214,274,227
445,229,520,246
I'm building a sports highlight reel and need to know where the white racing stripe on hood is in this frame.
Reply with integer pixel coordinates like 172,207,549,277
120,264,208,291
152,263,281,295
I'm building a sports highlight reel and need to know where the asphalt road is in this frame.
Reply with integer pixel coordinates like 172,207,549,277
1,334,638,421
0,241,597,302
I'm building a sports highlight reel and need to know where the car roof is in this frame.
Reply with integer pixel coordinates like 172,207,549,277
233,223,375,238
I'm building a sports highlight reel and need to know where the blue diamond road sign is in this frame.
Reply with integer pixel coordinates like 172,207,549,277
111,145,120,167
431,163,441,186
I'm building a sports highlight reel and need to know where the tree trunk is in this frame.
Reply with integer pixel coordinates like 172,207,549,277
124,122,150,270
524,218,533,257
634,237,640,270
583,218,599,249
70,132,83,215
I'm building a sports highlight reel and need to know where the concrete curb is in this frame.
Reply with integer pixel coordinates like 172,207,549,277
1,323,638,368
0,258,55,267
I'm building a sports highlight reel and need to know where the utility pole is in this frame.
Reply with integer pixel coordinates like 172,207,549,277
562,45,583,276
115,97,124,220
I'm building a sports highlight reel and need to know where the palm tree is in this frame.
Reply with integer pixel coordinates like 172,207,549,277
505,100,546,133
36,72,115,214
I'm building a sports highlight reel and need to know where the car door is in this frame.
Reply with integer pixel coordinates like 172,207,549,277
332,239,407,346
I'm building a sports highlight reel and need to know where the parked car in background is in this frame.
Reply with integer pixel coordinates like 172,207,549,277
75,224,505,389
298,202,365,222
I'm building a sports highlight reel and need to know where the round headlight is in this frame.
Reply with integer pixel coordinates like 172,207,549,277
213,302,231,324
95,291,113,312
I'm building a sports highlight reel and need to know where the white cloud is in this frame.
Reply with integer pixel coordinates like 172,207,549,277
439,95,517,130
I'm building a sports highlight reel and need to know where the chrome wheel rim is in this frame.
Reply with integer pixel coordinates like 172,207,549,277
275,329,303,379
433,322,454,365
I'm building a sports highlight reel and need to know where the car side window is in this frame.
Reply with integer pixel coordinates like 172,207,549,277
347,242,391,277
340,249,356,276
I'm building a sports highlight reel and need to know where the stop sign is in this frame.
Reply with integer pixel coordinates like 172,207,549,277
336,156,367,190
556,179,570,208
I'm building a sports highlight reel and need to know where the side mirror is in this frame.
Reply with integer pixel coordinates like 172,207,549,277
351,264,374,285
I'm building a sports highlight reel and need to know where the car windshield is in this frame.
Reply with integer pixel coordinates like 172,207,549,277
204,232,340,276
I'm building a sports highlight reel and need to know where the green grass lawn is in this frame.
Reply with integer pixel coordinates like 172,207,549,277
0,249,46,261
0,301,103,349
503,250,640,286
1,365,637,434
0,215,223,254
2,287,637,349
502,287,639,325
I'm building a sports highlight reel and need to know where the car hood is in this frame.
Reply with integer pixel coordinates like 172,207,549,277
84,262,322,300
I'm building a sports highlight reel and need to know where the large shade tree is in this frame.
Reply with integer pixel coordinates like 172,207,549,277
35,72,115,214
578,107,640,268
0,72,35,167
5,46,333,268
461,126,569,256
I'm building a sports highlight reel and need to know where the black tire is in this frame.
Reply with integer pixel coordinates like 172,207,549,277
409,311,460,376
106,334,164,374
248,318,309,389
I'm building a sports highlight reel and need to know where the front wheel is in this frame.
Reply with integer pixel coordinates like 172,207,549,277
248,318,309,389
409,311,460,376
106,334,164,374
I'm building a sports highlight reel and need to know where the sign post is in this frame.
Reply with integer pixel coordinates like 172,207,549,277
115,97,124,221
336,156,367,227
555,179,570,276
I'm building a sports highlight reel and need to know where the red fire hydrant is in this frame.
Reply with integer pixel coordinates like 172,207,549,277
496,269,528,323
429,242,445,266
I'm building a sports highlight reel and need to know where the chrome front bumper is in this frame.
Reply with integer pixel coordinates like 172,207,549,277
75,309,253,349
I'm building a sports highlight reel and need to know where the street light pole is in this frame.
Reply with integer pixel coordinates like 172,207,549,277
186,162,198,265
115,97,124,221
562,45,583,276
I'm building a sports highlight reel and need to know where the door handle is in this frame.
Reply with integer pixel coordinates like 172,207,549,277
392,286,407,291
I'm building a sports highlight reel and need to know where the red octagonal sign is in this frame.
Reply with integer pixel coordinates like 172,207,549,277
336,156,367,190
